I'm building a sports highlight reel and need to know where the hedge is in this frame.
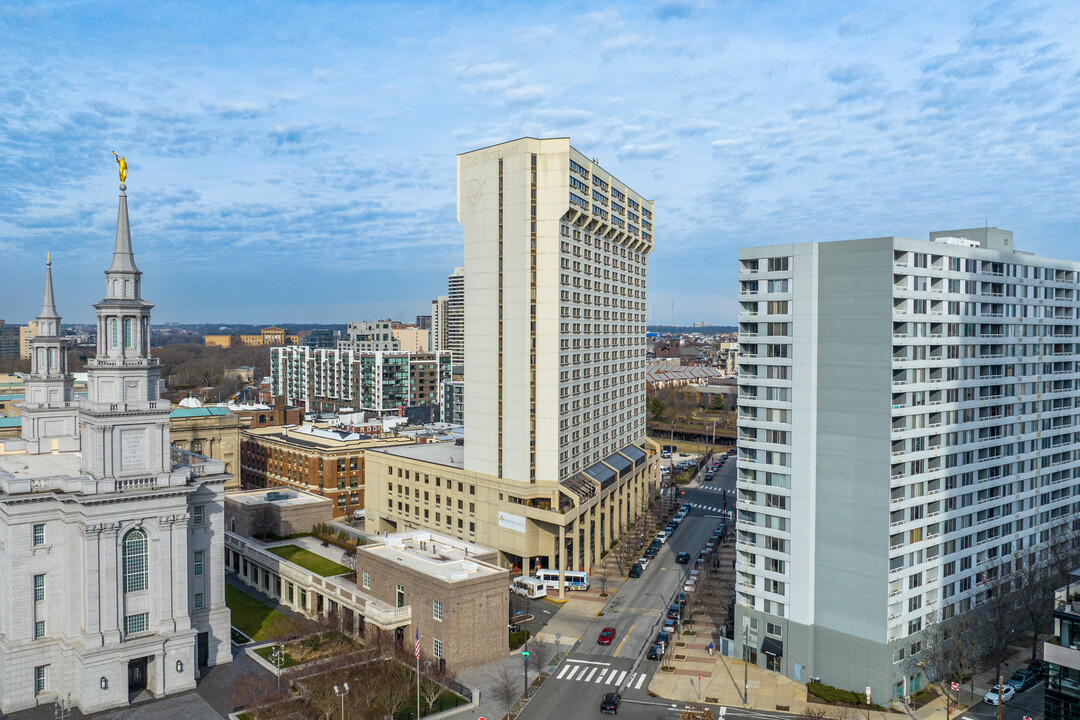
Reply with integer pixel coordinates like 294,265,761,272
807,682,886,710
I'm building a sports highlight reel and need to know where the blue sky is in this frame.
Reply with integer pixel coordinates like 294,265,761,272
2,1,1078,326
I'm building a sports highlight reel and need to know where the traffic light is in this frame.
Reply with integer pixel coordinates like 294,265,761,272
521,650,530,657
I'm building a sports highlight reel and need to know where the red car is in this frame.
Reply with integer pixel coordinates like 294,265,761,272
598,627,616,645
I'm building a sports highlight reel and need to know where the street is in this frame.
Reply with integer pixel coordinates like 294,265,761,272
517,451,740,720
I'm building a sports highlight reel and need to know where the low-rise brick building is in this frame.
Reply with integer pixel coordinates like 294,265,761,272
239,423,422,517
356,530,508,671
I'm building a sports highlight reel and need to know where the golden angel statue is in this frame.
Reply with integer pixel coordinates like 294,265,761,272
112,151,127,184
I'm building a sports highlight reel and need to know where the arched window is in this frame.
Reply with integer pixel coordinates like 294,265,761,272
122,528,148,593
124,318,135,348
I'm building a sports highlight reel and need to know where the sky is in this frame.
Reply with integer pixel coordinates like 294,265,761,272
1,0,1078,326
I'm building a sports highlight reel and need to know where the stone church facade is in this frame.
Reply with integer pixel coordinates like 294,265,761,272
0,181,232,714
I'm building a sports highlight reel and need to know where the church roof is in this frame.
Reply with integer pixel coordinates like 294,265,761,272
106,188,140,275
169,407,231,419
38,255,60,321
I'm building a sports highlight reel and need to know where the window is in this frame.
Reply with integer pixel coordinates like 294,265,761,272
397,584,405,608
123,528,149,593
299,589,307,609
363,571,371,589
34,620,45,639
194,593,204,609
193,505,204,525
433,638,444,659
34,665,47,695
194,550,204,576
124,612,149,636
32,523,44,546
434,600,443,621
33,574,44,602
766,622,782,637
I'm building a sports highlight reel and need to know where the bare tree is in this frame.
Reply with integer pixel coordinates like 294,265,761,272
597,566,610,596
491,664,522,719
529,640,556,677
1013,550,1056,660
380,664,412,720
304,673,344,720
420,676,445,716
251,505,276,539
229,668,286,720
979,555,1019,686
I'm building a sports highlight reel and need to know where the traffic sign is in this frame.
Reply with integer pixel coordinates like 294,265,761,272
865,687,871,704
951,682,960,691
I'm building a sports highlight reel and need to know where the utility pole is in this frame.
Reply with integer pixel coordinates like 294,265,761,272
997,674,1003,720
521,647,531,699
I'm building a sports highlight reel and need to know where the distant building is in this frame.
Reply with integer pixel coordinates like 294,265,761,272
239,423,421,518
305,328,338,349
415,314,432,330
19,320,37,359
338,320,400,353
228,396,304,429
204,333,239,348
1044,577,1080,720
447,266,465,365
431,295,449,356
392,326,430,353
443,379,464,425
0,321,20,359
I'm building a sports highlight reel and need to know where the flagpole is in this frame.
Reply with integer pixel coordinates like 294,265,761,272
416,629,421,719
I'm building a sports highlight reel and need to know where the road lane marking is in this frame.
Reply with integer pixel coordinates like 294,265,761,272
635,673,647,689
583,667,598,682
594,668,607,683
556,664,572,679
613,670,627,685
567,659,610,665
564,665,580,681
613,624,634,657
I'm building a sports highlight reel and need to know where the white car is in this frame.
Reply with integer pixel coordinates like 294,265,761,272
984,685,1015,706
655,531,670,544
636,557,650,571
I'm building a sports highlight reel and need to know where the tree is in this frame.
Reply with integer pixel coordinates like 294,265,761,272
491,664,521,719
1013,550,1056,661
379,663,411,720
529,640,556,677
229,668,286,720
597,566,610,596
647,396,666,421
251,505,276,540
420,677,446,716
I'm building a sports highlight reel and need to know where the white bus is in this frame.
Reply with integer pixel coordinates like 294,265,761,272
511,576,548,599
534,569,590,591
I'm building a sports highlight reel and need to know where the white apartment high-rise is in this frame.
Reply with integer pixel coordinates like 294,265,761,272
431,295,449,355
364,138,658,578
460,137,652,484
736,228,1080,703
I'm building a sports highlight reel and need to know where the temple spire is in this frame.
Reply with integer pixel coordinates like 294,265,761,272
39,253,59,322
107,186,140,274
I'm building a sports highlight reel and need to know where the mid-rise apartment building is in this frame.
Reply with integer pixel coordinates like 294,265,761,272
431,296,450,356
365,138,658,576
736,228,1080,703
271,346,452,414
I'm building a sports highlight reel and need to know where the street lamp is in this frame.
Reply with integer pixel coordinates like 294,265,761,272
270,643,286,694
334,682,350,719
521,647,531,699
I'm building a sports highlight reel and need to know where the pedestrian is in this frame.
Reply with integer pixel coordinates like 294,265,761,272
708,641,715,656
732,559,736,570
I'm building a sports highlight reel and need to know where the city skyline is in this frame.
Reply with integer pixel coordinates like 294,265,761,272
2,1,1078,325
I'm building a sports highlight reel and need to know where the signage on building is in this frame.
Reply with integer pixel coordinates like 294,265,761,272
498,511,526,534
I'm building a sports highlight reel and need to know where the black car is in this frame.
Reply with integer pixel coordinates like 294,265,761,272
647,643,663,660
644,546,658,559
676,551,690,564
628,563,643,578
600,692,621,714
656,631,671,648
1029,660,1047,678
667,604,681,620
678,591,686,608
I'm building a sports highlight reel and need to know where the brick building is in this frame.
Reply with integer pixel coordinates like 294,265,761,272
355,530,508,670
239,423,420,517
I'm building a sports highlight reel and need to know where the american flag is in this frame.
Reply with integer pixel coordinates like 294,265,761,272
414,628,421,659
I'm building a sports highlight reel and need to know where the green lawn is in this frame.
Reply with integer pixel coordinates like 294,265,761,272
267,544,350,576
225,584,306,642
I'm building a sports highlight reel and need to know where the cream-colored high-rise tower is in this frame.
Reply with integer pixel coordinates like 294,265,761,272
459,137,653,484
365,138,658,577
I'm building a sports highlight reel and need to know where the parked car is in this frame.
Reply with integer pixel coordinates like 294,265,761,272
1007,668,1039,692
655,531,670,544
676,552,691,564
984,685,1016,705
663,618,677,633
637,557,651,570
677,591,686,608
684,579,697,592
600,692,622,714
647,643,663,660
644,546,658,559
667,604,681,620
656,631,671,648
628,563,643,578
660,450,671,458
1028,659,1047,678
680,503,691,512
598,627,617,646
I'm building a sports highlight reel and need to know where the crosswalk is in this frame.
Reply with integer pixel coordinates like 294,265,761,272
554,660,649,690
688,501,731,515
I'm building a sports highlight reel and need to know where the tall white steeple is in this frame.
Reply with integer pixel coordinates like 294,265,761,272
80,183,171,479
20,254,80,453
